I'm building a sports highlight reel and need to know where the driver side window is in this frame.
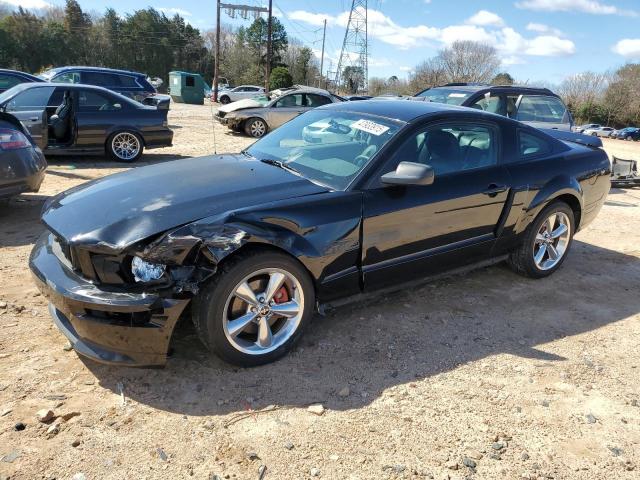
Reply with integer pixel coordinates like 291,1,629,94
78,90,123,112
391,123,498,176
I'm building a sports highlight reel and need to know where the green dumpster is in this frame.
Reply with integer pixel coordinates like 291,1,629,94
168,71,206,105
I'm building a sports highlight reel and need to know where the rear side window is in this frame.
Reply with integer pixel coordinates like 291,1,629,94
517,96,567,124
305,94,332,107
185,76,195,87
83,72,119,87
519,131,553,159
6,86,55,112
78,90,124,112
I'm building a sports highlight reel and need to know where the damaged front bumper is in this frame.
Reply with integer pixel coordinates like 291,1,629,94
29,233,190,367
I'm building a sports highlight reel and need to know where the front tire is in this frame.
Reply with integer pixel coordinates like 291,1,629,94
107,131,143,162
219,95,231,105
245,118,268,138
192,250,315,367
508,202,575,279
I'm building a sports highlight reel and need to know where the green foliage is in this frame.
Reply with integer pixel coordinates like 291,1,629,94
269,66,292,89
342,66,364,94
0,3,209,88
0,3,317,94
245,17,288,71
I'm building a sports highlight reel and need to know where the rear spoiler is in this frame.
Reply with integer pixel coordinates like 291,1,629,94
540,129,603,148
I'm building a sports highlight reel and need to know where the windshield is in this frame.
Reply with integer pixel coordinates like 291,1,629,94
246,109,403,190
38,69,58,81
251,94,271,106
415,88,472,105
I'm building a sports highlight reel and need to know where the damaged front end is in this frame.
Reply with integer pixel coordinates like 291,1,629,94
29,223,249,367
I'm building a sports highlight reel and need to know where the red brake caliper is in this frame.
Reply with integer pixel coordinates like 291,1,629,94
273,286,289,304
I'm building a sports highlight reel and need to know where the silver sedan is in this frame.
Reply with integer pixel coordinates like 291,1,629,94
216,87,343,138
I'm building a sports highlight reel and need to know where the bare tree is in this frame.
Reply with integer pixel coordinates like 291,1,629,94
436,41,500,84
557,71,608,121
409,58,447,92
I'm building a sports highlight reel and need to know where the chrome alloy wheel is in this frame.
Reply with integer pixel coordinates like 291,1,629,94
533,211,571,271
222,268,304,355
112,132,141,160
250,120,267,137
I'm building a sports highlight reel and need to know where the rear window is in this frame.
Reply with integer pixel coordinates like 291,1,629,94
117,75,139,88
0,75,23,90
516,96,567,124
414,88,473,105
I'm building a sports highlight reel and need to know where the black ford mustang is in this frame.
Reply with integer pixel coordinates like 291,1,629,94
0,83,172,162
29,101,611,367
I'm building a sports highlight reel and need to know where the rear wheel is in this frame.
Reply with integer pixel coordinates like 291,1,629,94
245,118,268,138
107,131,143,162
193,251,315,366
219,95,230,105
508,202,575,278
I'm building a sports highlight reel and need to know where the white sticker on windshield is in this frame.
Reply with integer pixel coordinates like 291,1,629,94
352,119,390,136
448,93,467,98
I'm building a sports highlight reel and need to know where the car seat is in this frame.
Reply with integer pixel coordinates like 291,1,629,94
49,91,73,141
424,130,461,174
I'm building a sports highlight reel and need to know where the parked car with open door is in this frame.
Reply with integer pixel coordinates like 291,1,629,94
411,84,573,131
0,83,173,162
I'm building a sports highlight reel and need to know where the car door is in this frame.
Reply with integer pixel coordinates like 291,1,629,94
3,85,55,150
267,93,305,129
75,88,124,149
361,119,512,290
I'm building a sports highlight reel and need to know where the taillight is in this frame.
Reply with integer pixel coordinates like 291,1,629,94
0,128,30,150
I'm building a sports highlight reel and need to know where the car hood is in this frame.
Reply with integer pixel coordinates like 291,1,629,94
42,154,328,249
218,98,268,113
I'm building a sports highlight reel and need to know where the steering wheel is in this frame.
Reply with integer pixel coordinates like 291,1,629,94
353,144,378,167
328,122,351,135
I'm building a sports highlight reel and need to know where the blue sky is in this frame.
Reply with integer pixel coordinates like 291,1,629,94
6,0,640,84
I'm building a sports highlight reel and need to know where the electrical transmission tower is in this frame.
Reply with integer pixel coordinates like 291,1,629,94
335,0,368,93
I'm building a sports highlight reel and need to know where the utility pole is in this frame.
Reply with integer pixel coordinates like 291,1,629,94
265,0,273,93
213,2,269,103
319,19,326,89
213,0,221,103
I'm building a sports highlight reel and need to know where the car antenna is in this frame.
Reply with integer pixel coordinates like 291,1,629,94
209,98,218,155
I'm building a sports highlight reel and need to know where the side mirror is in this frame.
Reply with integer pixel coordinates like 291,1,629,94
381,161,435,186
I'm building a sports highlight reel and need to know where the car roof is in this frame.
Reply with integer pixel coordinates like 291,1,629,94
424,84,557,96
318,99,487,123
44,66,146,77
0,69,42,80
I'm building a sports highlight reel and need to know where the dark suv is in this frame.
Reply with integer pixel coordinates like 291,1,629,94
412,83,573,131
38,67,157,103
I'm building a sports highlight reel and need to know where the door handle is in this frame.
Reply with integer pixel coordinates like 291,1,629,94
483,184,507,197
29,117,39,122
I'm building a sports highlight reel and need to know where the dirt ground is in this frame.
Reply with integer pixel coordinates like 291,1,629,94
1,103,639,480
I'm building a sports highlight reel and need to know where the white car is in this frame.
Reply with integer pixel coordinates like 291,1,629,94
584,126,615,138
218,85,265,104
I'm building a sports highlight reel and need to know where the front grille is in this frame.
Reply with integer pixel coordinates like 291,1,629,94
217,111,226,119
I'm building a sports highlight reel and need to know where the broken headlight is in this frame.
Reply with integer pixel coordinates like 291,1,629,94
131,256,166,283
